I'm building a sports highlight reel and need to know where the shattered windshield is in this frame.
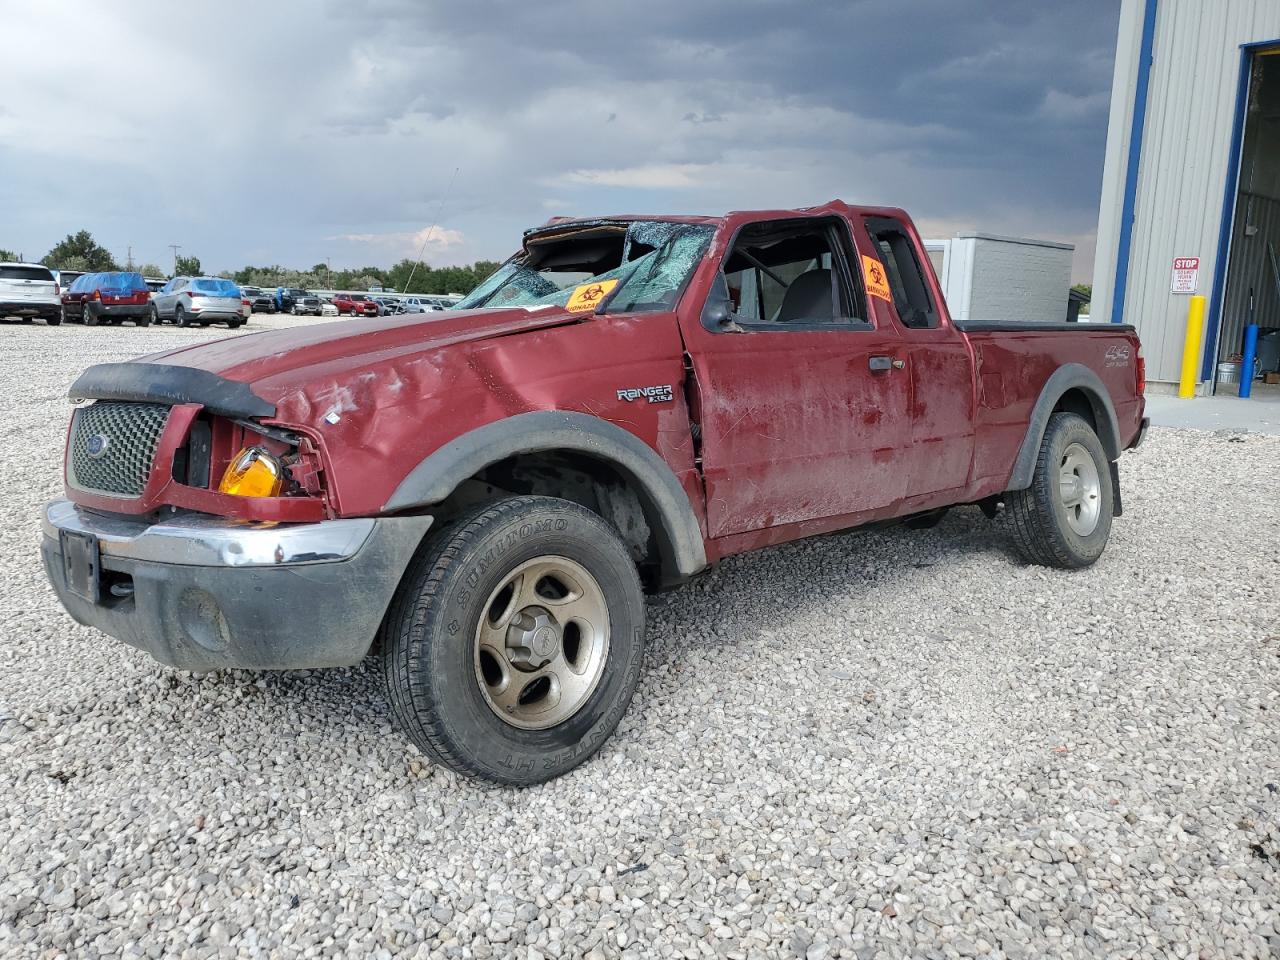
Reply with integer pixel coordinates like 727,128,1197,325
455,220,713,315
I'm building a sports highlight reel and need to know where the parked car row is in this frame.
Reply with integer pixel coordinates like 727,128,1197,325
3,261,464,329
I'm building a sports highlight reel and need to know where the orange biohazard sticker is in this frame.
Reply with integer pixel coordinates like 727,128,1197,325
565,279,619,313
861,255,893,302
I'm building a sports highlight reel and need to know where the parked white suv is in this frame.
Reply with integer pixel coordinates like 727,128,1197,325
0,262,62,325
150,276,246,328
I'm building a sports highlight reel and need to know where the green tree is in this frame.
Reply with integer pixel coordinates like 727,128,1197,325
137,263,166,279
43,230,117,271
1071,283,1092,306
0,248,17,261
174,254,202,276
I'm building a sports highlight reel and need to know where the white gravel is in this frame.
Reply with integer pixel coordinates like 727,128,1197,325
2,316,1278,959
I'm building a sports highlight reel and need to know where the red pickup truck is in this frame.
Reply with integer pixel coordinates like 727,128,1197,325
331,292,380,317
42,202,1147,784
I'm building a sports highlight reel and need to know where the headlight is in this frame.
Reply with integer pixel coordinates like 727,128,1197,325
219,446,284,497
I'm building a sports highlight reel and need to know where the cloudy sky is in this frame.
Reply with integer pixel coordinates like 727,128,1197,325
0,1,1119,280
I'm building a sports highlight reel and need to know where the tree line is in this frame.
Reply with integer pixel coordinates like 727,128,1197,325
3,230,501,295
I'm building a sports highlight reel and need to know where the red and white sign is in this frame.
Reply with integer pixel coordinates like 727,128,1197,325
1170,256,1200,294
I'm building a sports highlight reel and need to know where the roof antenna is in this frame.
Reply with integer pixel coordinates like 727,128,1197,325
403,167,460,294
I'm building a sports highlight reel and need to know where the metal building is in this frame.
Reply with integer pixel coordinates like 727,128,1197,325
1092,0,1280,391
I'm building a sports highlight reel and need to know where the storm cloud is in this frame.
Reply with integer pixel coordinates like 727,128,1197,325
0,1,1118,279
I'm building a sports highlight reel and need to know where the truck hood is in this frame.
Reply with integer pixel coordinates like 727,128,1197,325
138,306,578,410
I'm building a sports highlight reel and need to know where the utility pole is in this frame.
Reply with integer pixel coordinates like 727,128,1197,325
326,257,331,290
126,245,134,270
168,244,181,277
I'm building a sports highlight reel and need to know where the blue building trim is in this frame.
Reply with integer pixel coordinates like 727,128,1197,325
1201,39,1280,382
1109,0,1159,326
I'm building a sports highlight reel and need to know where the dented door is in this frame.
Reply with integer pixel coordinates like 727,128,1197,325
687,324,913,539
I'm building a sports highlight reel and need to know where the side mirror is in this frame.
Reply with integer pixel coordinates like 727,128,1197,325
700,273,745,332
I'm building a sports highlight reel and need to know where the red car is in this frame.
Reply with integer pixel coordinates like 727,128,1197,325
42,202,1146,784
332,292,379,316
61,271,152,326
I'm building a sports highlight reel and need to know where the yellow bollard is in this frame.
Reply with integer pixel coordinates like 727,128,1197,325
1178,295,1205,398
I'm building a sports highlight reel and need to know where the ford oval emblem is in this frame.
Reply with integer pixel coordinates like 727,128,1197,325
86,434,111,459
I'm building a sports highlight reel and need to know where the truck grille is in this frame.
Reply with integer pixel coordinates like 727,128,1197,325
68,401,170,497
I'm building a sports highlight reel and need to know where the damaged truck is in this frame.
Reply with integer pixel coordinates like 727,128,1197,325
42,201,1148,784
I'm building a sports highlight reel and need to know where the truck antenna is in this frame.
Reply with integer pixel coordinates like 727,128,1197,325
403,167,459,294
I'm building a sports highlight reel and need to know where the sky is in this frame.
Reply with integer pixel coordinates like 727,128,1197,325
0,1,1120,282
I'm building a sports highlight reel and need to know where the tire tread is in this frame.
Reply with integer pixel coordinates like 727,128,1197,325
380,496,641,784
1004,412,1111,569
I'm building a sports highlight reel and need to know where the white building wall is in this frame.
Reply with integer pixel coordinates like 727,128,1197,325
925,235,1072,323
966,236,1073,323
1092,0,1280,384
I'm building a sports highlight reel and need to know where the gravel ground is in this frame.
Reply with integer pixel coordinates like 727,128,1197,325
1,316,1278,959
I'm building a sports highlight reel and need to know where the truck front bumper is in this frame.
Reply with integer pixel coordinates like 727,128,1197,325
41,499,432,671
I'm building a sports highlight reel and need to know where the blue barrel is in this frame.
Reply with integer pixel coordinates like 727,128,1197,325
1239,324,1259,399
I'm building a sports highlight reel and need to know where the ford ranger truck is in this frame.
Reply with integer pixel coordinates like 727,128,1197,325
41,202,1148,785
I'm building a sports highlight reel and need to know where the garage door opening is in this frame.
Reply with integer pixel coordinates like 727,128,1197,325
1217,48,1280,393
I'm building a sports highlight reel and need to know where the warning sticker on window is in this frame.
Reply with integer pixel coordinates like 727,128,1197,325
861,255,893,302
565,279,619,313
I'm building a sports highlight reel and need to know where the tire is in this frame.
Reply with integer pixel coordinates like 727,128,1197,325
84,305,100,327
174,305,192,328
47,310,62,327
228,319,245,329
149,304,160,326
381,496,646,785
1005,412,1114,569
135,312,150,327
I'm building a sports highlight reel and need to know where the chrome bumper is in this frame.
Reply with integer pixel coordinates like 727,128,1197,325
42,498,375,567
41,499,432,671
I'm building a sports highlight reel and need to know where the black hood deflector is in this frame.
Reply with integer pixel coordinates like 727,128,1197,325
67,363,276,419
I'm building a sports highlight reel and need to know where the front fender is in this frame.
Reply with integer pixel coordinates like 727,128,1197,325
383,410,708,580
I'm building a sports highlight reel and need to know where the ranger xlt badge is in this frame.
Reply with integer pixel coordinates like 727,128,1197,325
617,385,674,404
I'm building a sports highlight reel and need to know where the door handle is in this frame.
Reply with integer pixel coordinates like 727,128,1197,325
869,356,906,372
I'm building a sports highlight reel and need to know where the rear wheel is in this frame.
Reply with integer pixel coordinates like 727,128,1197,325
381,496,646,785
227,319,245,328
1005,413,1114,568
47,310,62,327
84,305,100,326
135,311,150,327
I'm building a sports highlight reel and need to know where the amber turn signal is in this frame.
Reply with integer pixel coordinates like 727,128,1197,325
218,446,284,498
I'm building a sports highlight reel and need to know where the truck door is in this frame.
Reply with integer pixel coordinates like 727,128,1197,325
681,215,914,539
863,216,975,499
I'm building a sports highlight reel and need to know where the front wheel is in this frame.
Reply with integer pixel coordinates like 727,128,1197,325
1005,412,1114,568
174,305,191,327
381,496,646,785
